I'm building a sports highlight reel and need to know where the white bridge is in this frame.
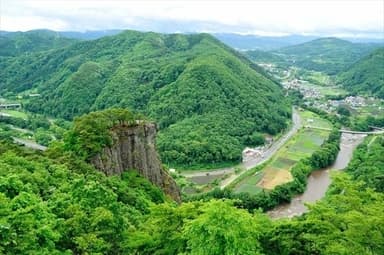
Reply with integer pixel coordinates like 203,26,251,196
305,125,384,135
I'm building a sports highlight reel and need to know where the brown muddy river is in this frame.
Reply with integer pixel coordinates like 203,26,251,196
268,133,366,219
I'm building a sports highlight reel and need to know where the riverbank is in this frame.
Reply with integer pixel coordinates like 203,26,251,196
268,133,366,219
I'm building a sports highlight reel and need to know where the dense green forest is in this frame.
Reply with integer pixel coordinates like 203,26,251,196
0,30,290,166
275,38,381,74
1,133,383,254
0,30,76,57
346,136,384,192
337,47,384,98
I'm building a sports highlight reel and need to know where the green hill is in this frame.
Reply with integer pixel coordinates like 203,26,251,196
0,30,290,167
244,50,287,66
276,37,381,74
0,29,77,57
337,47,384,98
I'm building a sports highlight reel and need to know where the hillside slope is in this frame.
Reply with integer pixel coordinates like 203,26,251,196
0,29,77,57
337,47,384,98
0,30,290,166
276,37,381,74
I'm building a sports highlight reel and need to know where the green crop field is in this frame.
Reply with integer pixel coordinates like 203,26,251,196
234,171,263,194
234,110,332,193
1,110,28,119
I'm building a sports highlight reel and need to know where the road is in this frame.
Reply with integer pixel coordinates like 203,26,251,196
9,125,33,134
182,107,302,189
12,137,47,151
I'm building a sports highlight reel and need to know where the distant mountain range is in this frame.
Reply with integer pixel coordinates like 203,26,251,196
2,29,383,51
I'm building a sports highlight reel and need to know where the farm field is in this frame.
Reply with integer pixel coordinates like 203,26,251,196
0,109,28,119
234,110,332,194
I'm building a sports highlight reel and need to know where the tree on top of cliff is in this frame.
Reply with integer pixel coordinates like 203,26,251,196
64,108,143,159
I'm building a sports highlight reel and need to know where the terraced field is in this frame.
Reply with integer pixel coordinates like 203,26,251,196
234,110,332,194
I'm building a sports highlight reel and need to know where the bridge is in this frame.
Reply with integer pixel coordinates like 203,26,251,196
305,125,384,135
0,103,22,109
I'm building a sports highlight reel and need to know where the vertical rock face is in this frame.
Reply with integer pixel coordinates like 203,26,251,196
90,123,181,202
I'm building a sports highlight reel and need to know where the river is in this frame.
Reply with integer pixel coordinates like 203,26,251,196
268,133,366,219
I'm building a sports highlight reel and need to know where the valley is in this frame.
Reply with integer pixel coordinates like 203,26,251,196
1,23,383,254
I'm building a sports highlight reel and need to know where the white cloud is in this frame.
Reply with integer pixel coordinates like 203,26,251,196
1,0,383,37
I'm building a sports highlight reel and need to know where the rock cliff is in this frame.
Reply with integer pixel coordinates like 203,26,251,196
90,122,181,202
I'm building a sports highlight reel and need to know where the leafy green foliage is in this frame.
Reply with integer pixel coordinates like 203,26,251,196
336,105,351,116
346,136,384,191
0,30,290,166
337,47,384,98
309,129,340,169
276,38,381,74
128,200,270,254
0,140,164,254
34,128,53,146
64,108,139,159
183,200,265,255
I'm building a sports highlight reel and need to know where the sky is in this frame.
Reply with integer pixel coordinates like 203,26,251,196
1,0,383,38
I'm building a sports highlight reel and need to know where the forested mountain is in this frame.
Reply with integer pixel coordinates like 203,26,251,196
337,47,384,98
0,30,77,57
276,37,381,74
0,30,290,166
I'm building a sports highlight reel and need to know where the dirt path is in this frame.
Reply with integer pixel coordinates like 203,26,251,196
12,137,47,151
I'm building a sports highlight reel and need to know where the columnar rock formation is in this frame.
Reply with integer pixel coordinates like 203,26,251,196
90,122,181,202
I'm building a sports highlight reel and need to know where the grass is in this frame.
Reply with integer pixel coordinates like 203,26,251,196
271,157,297,169
234,171,263,195
234,110,333,193
1,110,28,119
235,183,262,194
300,110,333,128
